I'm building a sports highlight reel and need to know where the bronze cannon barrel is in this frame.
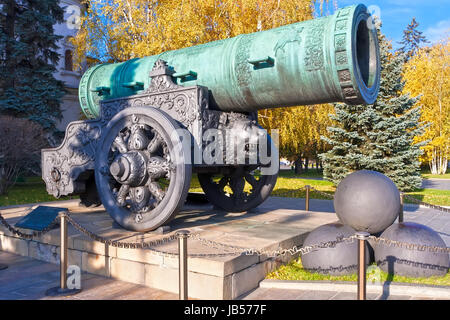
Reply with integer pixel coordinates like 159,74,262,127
79,4,380,118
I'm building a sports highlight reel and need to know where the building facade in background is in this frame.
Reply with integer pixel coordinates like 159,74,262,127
54,0,83,131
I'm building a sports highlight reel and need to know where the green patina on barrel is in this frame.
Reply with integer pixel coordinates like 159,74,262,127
79,4,380,119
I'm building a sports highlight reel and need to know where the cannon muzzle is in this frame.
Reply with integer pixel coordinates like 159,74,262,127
79,4,380,118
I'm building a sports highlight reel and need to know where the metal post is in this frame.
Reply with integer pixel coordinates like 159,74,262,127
45,211,81,296
60,211,68,290
305,185,310,211
177,230,190,300
355,231,369,300
399,192,404,223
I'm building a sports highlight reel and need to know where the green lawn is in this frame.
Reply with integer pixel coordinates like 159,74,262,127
0,177,78,207
267,257,450,287
276,170,450,206
1,172,449,207
422,172,450,180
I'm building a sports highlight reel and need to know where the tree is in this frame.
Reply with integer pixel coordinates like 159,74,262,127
259,104,334,173
0,0,66,131
72,0,319,66
72,0,333,171
320,30,427,191
403,40,450,175
0,116,47,195
398,18,429,60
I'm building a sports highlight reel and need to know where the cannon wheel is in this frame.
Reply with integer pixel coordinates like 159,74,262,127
198,166,278,213
94,107,191,232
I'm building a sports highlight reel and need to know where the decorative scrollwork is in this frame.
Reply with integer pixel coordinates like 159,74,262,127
42,121,102,197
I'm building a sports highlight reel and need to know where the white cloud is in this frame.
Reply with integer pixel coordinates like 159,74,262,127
424,19,450,44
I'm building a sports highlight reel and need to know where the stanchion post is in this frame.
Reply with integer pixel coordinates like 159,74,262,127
177,230,190,300
60,211,68,290
45,210,81,296
355,231,369,300
305,185,310,211
399,192,404,223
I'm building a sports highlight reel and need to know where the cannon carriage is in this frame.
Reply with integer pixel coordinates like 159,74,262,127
42,4,380,232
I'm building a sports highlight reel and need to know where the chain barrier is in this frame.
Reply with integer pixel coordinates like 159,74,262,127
272,185,334,200
308,186,335,199
0,188,449,258
0,211,59,240
402,194,450,213
275,185,449,213
64,212,180,257
189,233,357,257
368,236,450,254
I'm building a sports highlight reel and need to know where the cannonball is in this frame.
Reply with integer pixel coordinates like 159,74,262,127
334,170,400,234
302,223,370,276
374,222,449,278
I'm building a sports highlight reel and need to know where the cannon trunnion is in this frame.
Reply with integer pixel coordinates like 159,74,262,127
42,4,380,231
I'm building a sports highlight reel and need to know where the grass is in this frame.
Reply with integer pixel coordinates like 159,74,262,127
405,189,450,207
1,172,449,207
266,257,450,287
421,170,450,180
273,173,450,207
0,177,78,207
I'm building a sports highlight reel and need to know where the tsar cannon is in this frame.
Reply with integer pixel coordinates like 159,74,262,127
42,4,380,231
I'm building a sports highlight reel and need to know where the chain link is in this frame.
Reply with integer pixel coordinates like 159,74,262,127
369,235,450,254
276,185,449,213
64,212,179,257
308,186,335,199
402,194,450,213
1,187,449,258
189,233,357,257
0,211,59,239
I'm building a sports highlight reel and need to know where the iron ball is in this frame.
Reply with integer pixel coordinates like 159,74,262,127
334,170,400,234
374,222,449,278
301,223,370,276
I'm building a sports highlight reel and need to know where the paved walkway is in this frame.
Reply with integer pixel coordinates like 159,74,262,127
265,196,450,245
421,179,450,191
243,196,450,300
241,286,448,300
0,196,449,300
0,251,177,300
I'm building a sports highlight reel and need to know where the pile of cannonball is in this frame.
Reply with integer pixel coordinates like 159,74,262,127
302,170,449,277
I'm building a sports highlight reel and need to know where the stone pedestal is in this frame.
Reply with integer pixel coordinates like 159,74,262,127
0,197,337,299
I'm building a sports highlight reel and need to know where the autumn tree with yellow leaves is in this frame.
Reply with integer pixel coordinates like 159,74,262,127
72,0,333,171
403,40,450,175
72,0,318,65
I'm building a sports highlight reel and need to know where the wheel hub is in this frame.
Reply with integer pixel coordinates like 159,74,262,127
110,151,147,186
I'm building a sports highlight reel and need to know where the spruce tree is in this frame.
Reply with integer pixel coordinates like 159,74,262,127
398,18,429,60
0,0,66,131
319,30,427,191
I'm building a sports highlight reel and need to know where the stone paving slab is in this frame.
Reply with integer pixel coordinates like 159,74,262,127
0,197,338,299
241,287,449,300
1,195,449,300
0,251,177,300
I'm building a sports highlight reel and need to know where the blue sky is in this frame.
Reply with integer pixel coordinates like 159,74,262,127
324,0,450,49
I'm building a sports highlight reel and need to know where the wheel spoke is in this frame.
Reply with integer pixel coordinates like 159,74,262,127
147,181,165,202
147,132,163,154
230,177,245,200
147,157,175,179
113,135,128,154
244,172,258,188
116,185,130,206
216,176,230,190
130,186,151,212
